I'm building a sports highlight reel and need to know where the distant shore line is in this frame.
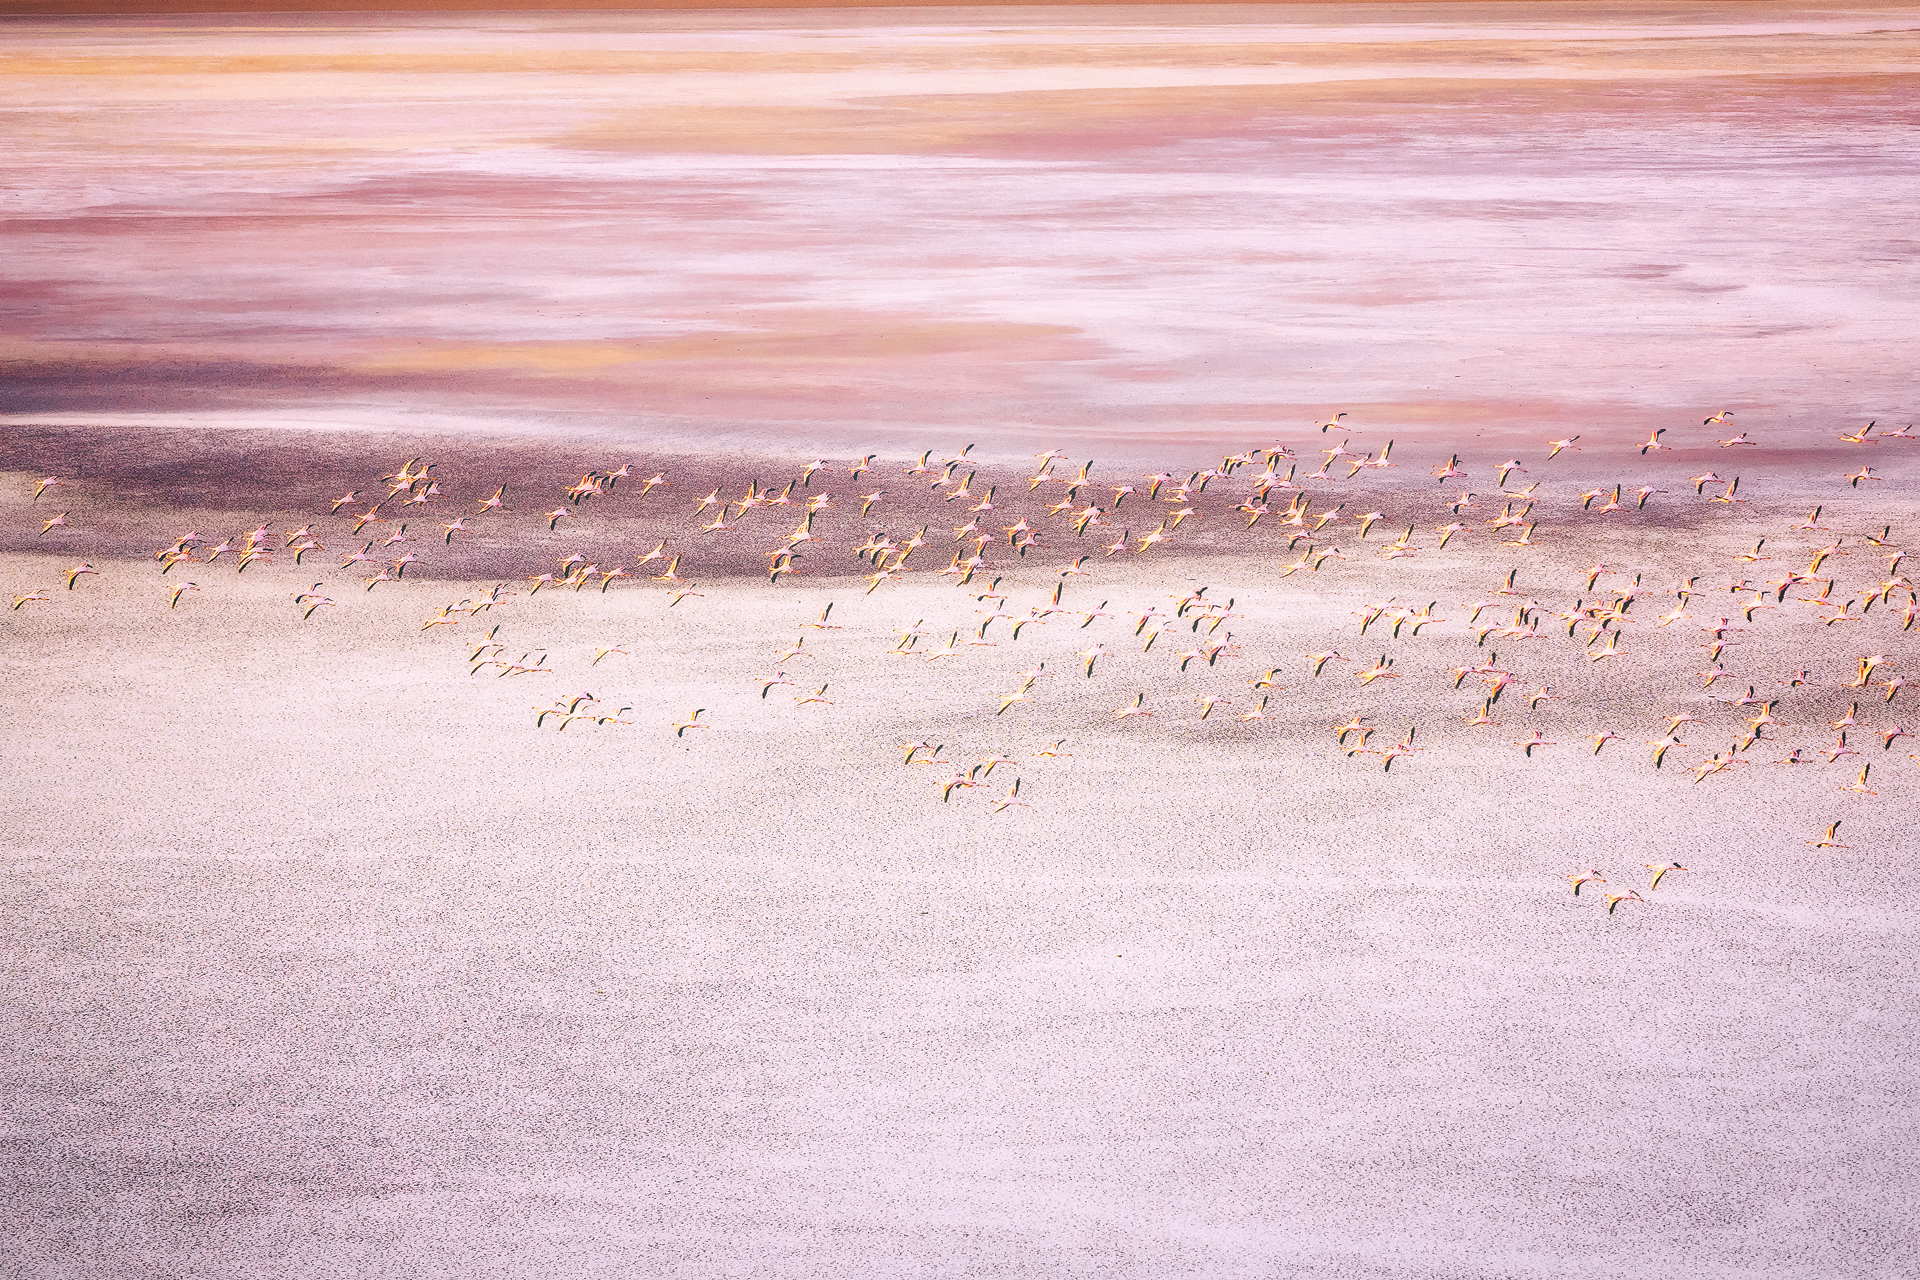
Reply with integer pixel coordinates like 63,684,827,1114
0,0,1556,17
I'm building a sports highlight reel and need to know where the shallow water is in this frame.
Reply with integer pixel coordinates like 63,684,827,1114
2,2,1916,458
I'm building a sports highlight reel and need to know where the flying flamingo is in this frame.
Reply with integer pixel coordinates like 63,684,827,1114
1807,822,1848,849
1646,862,1686,890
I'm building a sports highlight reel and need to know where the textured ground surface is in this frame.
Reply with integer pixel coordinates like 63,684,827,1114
3,5,1919,1278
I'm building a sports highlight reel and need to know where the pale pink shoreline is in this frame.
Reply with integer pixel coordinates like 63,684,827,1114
4,3,1916,458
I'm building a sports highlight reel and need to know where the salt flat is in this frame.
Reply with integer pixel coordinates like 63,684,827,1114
5,426,1920,1278
3,3,1919,1277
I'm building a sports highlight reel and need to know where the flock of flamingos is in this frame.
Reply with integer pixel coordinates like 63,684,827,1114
14,412,1915,915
